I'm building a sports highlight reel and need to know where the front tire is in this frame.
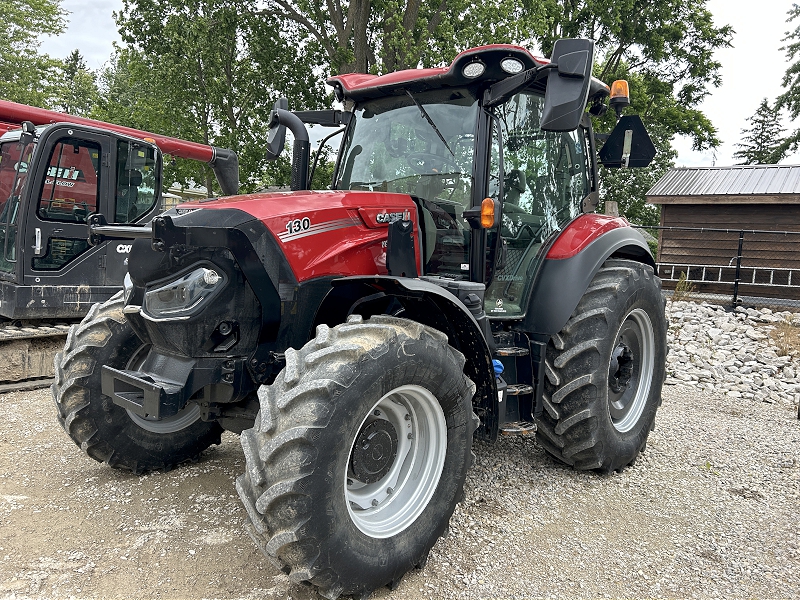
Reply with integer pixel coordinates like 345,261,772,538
535,259,667,472
52,293,223,473
236,315,477,599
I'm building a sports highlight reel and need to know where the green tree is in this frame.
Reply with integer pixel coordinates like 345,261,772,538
260,1,730,152
539,0,732,151
55,50,99,116
0,0,66,106
732,99,787,165
776,4,800,156
258,0,551,74
99,0,327,193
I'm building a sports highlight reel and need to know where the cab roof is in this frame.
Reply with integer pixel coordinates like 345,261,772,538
327,44,610,103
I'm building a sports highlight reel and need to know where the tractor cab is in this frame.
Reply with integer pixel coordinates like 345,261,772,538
331,79,594,319
275,40,653,323
0,122,162,318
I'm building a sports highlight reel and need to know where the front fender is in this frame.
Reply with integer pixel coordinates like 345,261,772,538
316,275,499,441
523,221,655,340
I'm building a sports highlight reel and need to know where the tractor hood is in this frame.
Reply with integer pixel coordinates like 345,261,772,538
173,189,421,281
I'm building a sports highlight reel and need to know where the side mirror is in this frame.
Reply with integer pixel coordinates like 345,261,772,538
265,98,288,160
18,121,35,147
598,115,656,168
540,39,594,132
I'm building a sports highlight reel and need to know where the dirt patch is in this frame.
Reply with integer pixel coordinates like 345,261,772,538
1,386,798,600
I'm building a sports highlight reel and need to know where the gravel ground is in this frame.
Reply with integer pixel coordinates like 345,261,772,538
1,310,799,599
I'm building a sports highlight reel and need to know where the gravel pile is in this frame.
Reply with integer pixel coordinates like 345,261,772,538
0,300,798,600
665,300,800,414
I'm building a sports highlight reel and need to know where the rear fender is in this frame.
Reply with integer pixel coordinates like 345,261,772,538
315,276,499,441
522,218,655,340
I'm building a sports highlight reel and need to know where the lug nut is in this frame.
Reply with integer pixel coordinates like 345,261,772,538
387,487,393,495
374,409,381,416
371,499,379,507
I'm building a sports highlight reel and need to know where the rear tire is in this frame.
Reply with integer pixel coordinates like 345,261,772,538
52,293,223,473
236,315,477,599
535,259,667,472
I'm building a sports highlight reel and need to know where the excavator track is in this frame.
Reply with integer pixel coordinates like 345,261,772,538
0,322,72,385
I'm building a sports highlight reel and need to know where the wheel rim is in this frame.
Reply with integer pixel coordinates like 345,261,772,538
346,384,447,539
123,345,202,434
607,308,655,433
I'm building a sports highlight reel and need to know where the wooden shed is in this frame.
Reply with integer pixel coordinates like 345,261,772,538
646,165,800,301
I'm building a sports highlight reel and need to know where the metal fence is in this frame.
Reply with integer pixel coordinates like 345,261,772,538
632,225,800,310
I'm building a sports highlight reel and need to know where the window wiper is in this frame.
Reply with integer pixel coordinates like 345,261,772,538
405,90,454,157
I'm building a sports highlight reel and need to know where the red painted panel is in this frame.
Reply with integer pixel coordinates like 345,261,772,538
546,214,630,260
0,122,18,136
183,190,420,281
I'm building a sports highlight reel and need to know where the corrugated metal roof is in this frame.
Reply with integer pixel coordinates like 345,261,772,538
647,165,800,196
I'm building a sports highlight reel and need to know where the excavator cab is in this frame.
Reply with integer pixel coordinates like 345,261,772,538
0,123,162,319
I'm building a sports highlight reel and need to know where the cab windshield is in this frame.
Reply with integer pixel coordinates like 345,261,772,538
335,89,479,278
335,89,478,203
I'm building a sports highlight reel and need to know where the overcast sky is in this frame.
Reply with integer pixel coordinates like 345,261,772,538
39,0,799,167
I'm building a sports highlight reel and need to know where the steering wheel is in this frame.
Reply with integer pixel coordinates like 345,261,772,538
406,152,459,175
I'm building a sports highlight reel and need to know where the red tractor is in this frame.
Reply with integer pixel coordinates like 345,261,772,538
54,39,666,599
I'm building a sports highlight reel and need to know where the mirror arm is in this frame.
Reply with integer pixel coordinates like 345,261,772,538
484,63,555,108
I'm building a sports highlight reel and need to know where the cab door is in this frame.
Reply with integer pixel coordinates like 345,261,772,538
23,126,111,287
484,91,593,318
104,138,162,285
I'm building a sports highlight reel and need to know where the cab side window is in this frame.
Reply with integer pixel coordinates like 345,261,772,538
114,140,159,223
37,139,100,223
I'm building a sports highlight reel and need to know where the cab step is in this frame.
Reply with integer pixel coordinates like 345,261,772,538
506,383,534,395
494,346,529,357
499,420,537,436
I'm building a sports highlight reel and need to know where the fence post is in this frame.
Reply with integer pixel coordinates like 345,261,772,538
732,230,744,308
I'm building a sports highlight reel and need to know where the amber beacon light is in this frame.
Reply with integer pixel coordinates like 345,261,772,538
609,80,630,118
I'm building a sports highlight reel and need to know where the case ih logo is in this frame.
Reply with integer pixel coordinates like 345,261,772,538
376,210,409,224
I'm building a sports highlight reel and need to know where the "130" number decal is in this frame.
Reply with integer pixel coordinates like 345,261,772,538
285,217,311,234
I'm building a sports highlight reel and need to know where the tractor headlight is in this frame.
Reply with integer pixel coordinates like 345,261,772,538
143,266,225,319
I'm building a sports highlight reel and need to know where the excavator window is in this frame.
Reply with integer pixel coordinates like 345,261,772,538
114,140,158,223
0,139,34,273
37,138,100,224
